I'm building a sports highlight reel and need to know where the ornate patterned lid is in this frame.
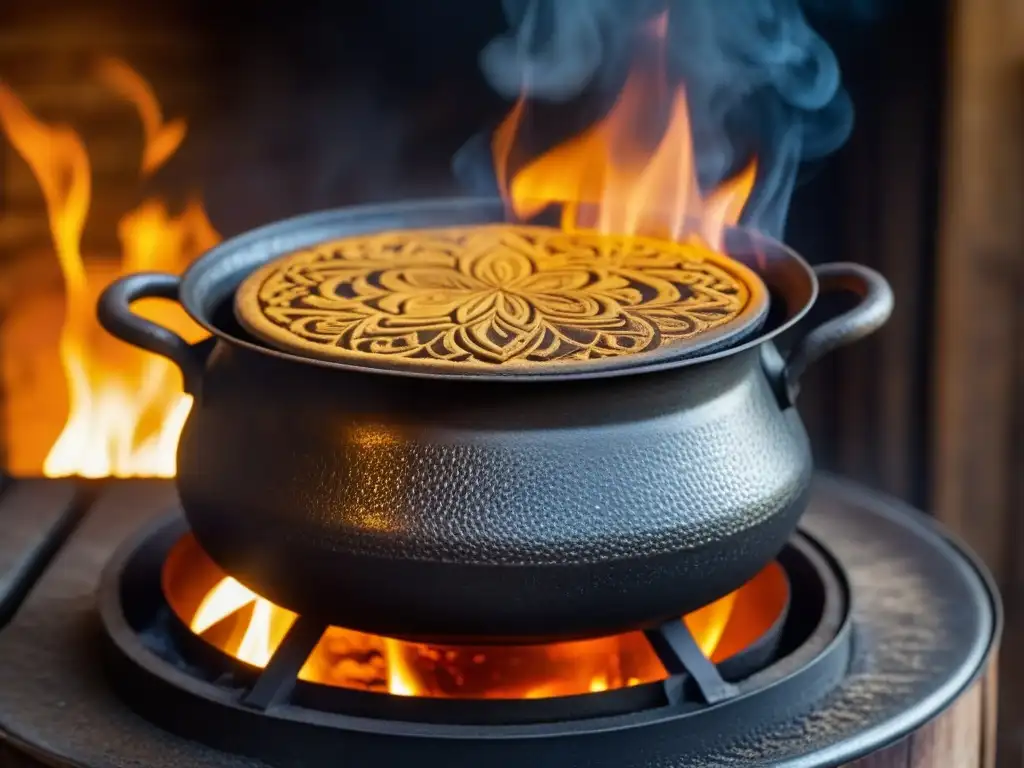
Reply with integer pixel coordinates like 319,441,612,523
234,224,768,375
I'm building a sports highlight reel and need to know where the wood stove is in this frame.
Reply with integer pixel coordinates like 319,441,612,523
0,475,1000,767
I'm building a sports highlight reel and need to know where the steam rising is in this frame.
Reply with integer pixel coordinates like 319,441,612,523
470,0,859,238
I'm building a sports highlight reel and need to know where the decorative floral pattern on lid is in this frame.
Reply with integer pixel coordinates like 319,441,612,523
234,224,767,373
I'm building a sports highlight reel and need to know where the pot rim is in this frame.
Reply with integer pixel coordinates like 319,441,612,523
178,197,819,383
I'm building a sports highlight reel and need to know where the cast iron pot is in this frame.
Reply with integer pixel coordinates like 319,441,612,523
98,198,893,643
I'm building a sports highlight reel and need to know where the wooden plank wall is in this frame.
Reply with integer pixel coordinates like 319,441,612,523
935,0,1024,593
937,3,1024,767
788,1,946,510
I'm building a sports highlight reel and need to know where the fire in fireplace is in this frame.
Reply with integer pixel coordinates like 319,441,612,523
0,58,216,478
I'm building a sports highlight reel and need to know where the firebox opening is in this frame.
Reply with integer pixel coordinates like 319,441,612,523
161,531,788,700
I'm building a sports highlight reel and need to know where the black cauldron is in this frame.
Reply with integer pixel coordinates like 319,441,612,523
98,198,893,642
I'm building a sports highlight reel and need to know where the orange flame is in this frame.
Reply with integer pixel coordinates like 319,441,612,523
493,12,756,250
96,56,188,176
163,523,784,699
0,60,218,477
170,522,787,700
189,573,742,698
193,578,298,667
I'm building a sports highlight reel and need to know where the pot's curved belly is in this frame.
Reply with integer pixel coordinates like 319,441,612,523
175,346,811,639
179,370,808,563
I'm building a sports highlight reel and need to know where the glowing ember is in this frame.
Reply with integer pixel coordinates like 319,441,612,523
0,60,217,477
493,11,756,250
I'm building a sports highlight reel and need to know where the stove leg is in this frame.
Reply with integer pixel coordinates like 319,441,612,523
644,619,738,706
242,614,328,710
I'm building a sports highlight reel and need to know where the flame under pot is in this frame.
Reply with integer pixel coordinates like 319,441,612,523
97,199,893,642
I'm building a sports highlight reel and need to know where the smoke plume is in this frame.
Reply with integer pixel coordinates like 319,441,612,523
466,0,866,238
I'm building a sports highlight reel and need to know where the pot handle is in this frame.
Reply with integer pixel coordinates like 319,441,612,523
97,272,206,395
777,263,894,405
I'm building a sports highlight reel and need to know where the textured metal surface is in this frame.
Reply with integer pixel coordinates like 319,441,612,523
781,264,895,404
0,475,998,767
177,344,813,639
184,350,809,565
